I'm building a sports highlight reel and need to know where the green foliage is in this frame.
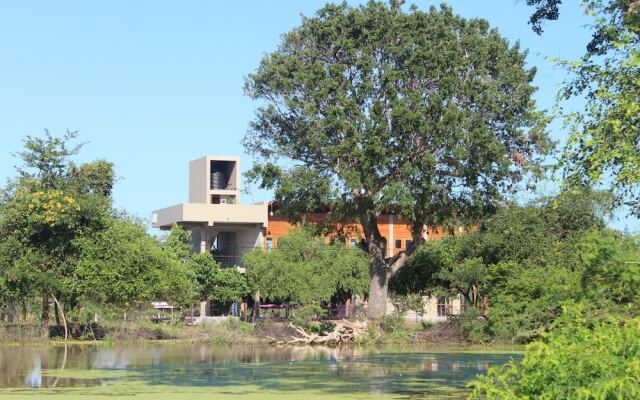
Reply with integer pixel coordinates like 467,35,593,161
355,315,415,344
210,267,250,303
219,317,254,336
163,226,250,305
486,260,579,342
163,224,192,261
74,217,191,310
243,226,369,304
245,164,335,222
390,293,424,319
391,189,616,342
579,231,640,317
13,130,83,189
469,305,640,399
391,235,487,306
0,132,114,325
292,304,328,332
542,1,640,215
244,1,551,317
379,315,403,334
459,307,490,343
188,253,220,302
0,132,196,329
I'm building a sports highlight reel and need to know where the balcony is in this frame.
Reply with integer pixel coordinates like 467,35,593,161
152,202,268,229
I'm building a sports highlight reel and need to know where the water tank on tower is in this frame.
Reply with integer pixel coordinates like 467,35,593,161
211,171,226,190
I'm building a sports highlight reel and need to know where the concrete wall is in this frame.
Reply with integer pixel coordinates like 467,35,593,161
189,156,241,205
189,157,208,204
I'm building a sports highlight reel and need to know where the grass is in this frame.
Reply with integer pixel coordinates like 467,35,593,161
1,318,266,345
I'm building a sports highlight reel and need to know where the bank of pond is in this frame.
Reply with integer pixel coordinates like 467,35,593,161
0,343,523,399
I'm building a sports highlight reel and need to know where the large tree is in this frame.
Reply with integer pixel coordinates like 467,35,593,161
244,2,551,318
0,131,113,335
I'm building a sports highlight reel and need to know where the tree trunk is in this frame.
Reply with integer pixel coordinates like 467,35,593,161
359,204,391,320
253,291,261,322
6,299,16,323
21,301,28,322
367,244,389,319
41,292,50,338
54,299,61,326
367,272,389,319
51,294,68,341
357,197,425,320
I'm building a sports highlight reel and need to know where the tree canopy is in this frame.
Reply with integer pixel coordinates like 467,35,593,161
163,225,250,306
390,188,617,342
526,0,640,215
0,132,194,336
244,1,551,317
243,227,369,305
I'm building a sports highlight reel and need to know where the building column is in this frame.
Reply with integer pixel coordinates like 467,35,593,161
199,300,210,319
199,227,208,254
198,226,210,320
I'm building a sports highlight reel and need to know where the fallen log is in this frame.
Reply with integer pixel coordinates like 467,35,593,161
265,319,368,346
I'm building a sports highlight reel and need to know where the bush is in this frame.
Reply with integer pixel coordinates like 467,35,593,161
291,304,326,331
390,293,424,320
220,317,254,335
0,322,43,342
355,316,413,344
459,307,490,343
469,305,640,399
379,315,403,334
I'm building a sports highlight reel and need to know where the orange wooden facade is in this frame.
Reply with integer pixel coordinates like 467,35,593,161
264,213,451,257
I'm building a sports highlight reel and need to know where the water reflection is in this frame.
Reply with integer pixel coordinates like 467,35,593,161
0,344,522,396
25,354,41,388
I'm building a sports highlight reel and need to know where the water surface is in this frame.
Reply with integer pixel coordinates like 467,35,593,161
0,343,522,399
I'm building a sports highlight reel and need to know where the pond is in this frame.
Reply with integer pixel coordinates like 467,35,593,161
0,343,522,399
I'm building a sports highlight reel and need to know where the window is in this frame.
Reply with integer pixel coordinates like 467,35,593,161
406,240,412,250
266,238,273,253
350,238,357,248
395,239,402,249
437,297,450,317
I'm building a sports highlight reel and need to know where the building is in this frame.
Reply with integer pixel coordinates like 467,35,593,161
152,156,462,321
153,156,268,269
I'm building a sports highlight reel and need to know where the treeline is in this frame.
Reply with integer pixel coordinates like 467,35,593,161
0,132,244,338
385,188,639,397
0,132,370,339
391,189,639,343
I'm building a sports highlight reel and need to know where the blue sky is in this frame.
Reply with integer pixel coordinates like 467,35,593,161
0,1,637,233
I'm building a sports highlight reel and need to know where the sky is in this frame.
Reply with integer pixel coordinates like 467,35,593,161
0,0,637,233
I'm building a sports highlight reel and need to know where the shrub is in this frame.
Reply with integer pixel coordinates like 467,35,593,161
291,304,326,331
357,316,413,344
220,317,254,335
469,305,640,399
379,315,403,334
390,293,424,320
459,307,490,343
